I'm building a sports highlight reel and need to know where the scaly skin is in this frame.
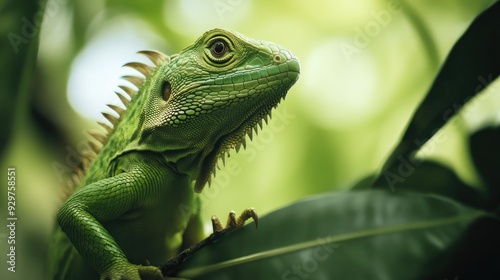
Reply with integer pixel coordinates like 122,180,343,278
48,28,300,280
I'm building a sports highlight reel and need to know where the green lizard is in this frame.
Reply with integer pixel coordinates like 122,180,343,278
47,28,300,280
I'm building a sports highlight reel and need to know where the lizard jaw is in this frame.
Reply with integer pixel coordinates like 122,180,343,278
193,98,283,193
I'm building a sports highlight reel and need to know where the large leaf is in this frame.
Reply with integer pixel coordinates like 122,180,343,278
378,1,500,177
371,160,486,209
469,126,500,211
178,191,499,280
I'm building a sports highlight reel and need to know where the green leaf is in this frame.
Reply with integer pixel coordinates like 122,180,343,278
469,126,500,211
179,191,498,280
373,160,486,209
378,2,500,177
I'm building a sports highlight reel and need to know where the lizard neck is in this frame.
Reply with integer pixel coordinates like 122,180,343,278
131,125,220,187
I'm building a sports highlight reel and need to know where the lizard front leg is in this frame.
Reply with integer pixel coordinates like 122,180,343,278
57,167,164,280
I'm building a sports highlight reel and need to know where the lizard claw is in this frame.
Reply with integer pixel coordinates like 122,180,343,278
211,207,258,233
100,263,162,280
211,215,224,232
236,207,259,229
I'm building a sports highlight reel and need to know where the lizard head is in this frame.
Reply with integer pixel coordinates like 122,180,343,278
137,28,300,192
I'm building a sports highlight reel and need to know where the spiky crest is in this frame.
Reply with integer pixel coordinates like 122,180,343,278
66,50,168,190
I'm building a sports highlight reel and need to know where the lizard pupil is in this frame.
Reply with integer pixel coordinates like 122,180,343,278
211,41,226,57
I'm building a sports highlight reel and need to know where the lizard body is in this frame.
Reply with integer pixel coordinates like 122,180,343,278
48,28,300,279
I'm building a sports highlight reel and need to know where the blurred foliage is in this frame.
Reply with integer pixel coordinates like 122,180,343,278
1,0,499,279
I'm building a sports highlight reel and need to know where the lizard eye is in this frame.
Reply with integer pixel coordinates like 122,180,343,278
210,40,227,57
205,37,234,65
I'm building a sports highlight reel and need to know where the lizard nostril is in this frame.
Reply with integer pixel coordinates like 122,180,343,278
273,55,281,63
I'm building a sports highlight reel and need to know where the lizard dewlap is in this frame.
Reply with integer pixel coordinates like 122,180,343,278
48,28,300,280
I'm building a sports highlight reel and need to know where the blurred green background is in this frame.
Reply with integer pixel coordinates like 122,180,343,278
1,0,499,279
